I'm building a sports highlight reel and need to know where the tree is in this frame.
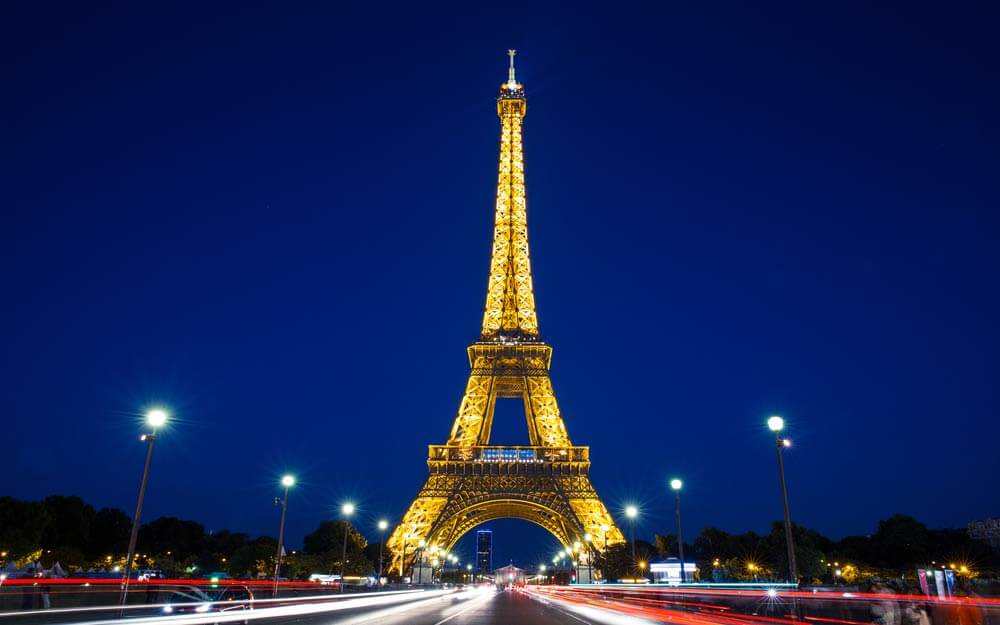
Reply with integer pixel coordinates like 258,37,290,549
206,530,249,559
283,553,324,580
88,507,131,559
138,517,207,560
654,533,677,559
41,496,96,556
363,541,390,578
763,521,831,582
0,497,50,558
593,543,631,581
303,520,371,575
230,536,278,579
868,515,930,568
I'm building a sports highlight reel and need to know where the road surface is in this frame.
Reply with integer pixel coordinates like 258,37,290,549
272,588,619,625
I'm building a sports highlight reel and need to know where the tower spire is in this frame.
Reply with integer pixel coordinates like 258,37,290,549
483,50,534,339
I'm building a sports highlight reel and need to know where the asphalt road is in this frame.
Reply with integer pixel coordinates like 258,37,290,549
265,588,615,625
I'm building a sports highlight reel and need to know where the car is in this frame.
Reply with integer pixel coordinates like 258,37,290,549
157,584,255,624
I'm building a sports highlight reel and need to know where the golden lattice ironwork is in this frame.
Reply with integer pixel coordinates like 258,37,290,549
388,51,623,577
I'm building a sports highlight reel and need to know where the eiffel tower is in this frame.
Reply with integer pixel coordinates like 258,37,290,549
387,51,624,578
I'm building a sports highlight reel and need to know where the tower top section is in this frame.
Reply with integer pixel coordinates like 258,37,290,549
499,48,525,100
482,50,537,340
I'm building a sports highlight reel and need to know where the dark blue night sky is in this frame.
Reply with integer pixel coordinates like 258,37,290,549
4,2,999,567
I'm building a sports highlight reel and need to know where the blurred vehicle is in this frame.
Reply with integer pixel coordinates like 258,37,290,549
157,584,254,623
135,568,163,581
308,573,340,585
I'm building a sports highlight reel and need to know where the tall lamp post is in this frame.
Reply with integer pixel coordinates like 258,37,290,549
272,475,295,596
599,523,610,582
340,502,355,592
670,478,685,583
376,519,388,586
120,408,168,608
573,541,582,582
768,415,798,583
399,532,411,579
625,505,638,564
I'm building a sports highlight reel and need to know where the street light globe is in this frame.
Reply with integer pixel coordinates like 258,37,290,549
377,519,389,531
584,533,592,543
767,415,785,432
625,505,638,519
341,502,355,516
466,564,472,570
540,564,546,572
600,524,610,532
670,478,683,491
281,475,295,488
146,408,168,428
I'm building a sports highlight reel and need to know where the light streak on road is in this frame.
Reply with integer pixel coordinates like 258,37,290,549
522,586,659,625
523,584,1000,625
22,587,460,625
334,585,496,625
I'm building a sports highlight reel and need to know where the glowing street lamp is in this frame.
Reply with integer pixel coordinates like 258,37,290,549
376,519,389,586
340,502,355,592
625,505,639,562
121,408,169,607
272,474,296,596
767,415,798,583
670,478,686,583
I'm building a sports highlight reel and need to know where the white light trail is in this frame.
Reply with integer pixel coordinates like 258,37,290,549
523,588,657,625
53,588,458,625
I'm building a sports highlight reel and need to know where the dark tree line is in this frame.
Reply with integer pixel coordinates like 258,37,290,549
595,514,998,583
0,496,382,580
5,496,993,583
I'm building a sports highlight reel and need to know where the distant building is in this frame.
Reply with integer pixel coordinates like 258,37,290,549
968,518,1000,551
476,530,493,573
494,564,525,587
650,558,698,584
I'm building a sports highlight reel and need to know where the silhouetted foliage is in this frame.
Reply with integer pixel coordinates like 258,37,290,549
0,497,50,557
303,520,371,575
3,495,997,581
138,517,207,560
88,507,131,559
41,496,96,553
229,536,278,579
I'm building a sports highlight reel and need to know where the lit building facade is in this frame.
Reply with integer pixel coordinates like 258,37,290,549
477,530,493,573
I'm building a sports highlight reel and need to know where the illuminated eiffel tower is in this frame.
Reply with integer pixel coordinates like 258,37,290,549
387,51,624,578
